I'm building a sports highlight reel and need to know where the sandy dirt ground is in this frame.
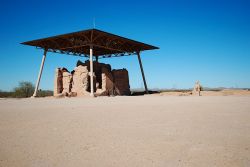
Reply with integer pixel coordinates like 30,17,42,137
158,89,250,96
0,95,250,167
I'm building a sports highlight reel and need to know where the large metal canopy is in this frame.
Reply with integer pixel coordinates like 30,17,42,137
21,28,158,59
21,28,159,97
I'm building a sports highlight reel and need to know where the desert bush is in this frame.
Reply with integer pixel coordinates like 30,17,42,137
1,82,53,98
13,81,35,98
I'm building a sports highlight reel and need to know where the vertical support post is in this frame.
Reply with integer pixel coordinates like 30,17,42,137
90,45,94,97
137,52,149,94
32,49,47,97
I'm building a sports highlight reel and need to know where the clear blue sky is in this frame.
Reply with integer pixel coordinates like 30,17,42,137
0,0,249,91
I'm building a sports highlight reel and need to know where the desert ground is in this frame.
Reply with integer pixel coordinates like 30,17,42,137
0,92,250,167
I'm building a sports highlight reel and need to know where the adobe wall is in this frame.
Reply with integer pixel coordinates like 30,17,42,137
54,60,130,97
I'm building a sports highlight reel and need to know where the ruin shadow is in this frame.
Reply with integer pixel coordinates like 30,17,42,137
130,90,160,96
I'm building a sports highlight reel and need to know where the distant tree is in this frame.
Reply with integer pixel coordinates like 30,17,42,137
13,81,35,98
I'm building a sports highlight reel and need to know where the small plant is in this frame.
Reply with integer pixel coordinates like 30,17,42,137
13,81,35,98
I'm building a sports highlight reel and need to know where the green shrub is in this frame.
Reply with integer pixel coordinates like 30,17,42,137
1,82,53,98
13,82,35,98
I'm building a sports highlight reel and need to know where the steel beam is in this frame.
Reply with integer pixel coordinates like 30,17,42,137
137,52,149,94
89,45,94,97
32,49,47,97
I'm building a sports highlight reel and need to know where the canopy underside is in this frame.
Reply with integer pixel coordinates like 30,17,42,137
21,29,159,58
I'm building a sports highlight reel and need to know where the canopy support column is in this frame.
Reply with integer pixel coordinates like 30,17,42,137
32,49,47,97
137,52,149,94
90,45,94,97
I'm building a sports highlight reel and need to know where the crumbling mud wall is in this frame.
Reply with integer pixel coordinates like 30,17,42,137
112,69,130,96
54,60,130,97
54,68,63,96
193,81,202,96
62,69,72,95
101,66,114,95
54,68,73,97
71,65,89,96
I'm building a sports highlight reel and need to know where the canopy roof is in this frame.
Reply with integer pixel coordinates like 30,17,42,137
21,29,159,58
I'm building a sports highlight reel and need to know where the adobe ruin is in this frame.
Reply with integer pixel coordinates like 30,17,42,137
54,60,130,97
22,29,158,97
193,81,202,96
